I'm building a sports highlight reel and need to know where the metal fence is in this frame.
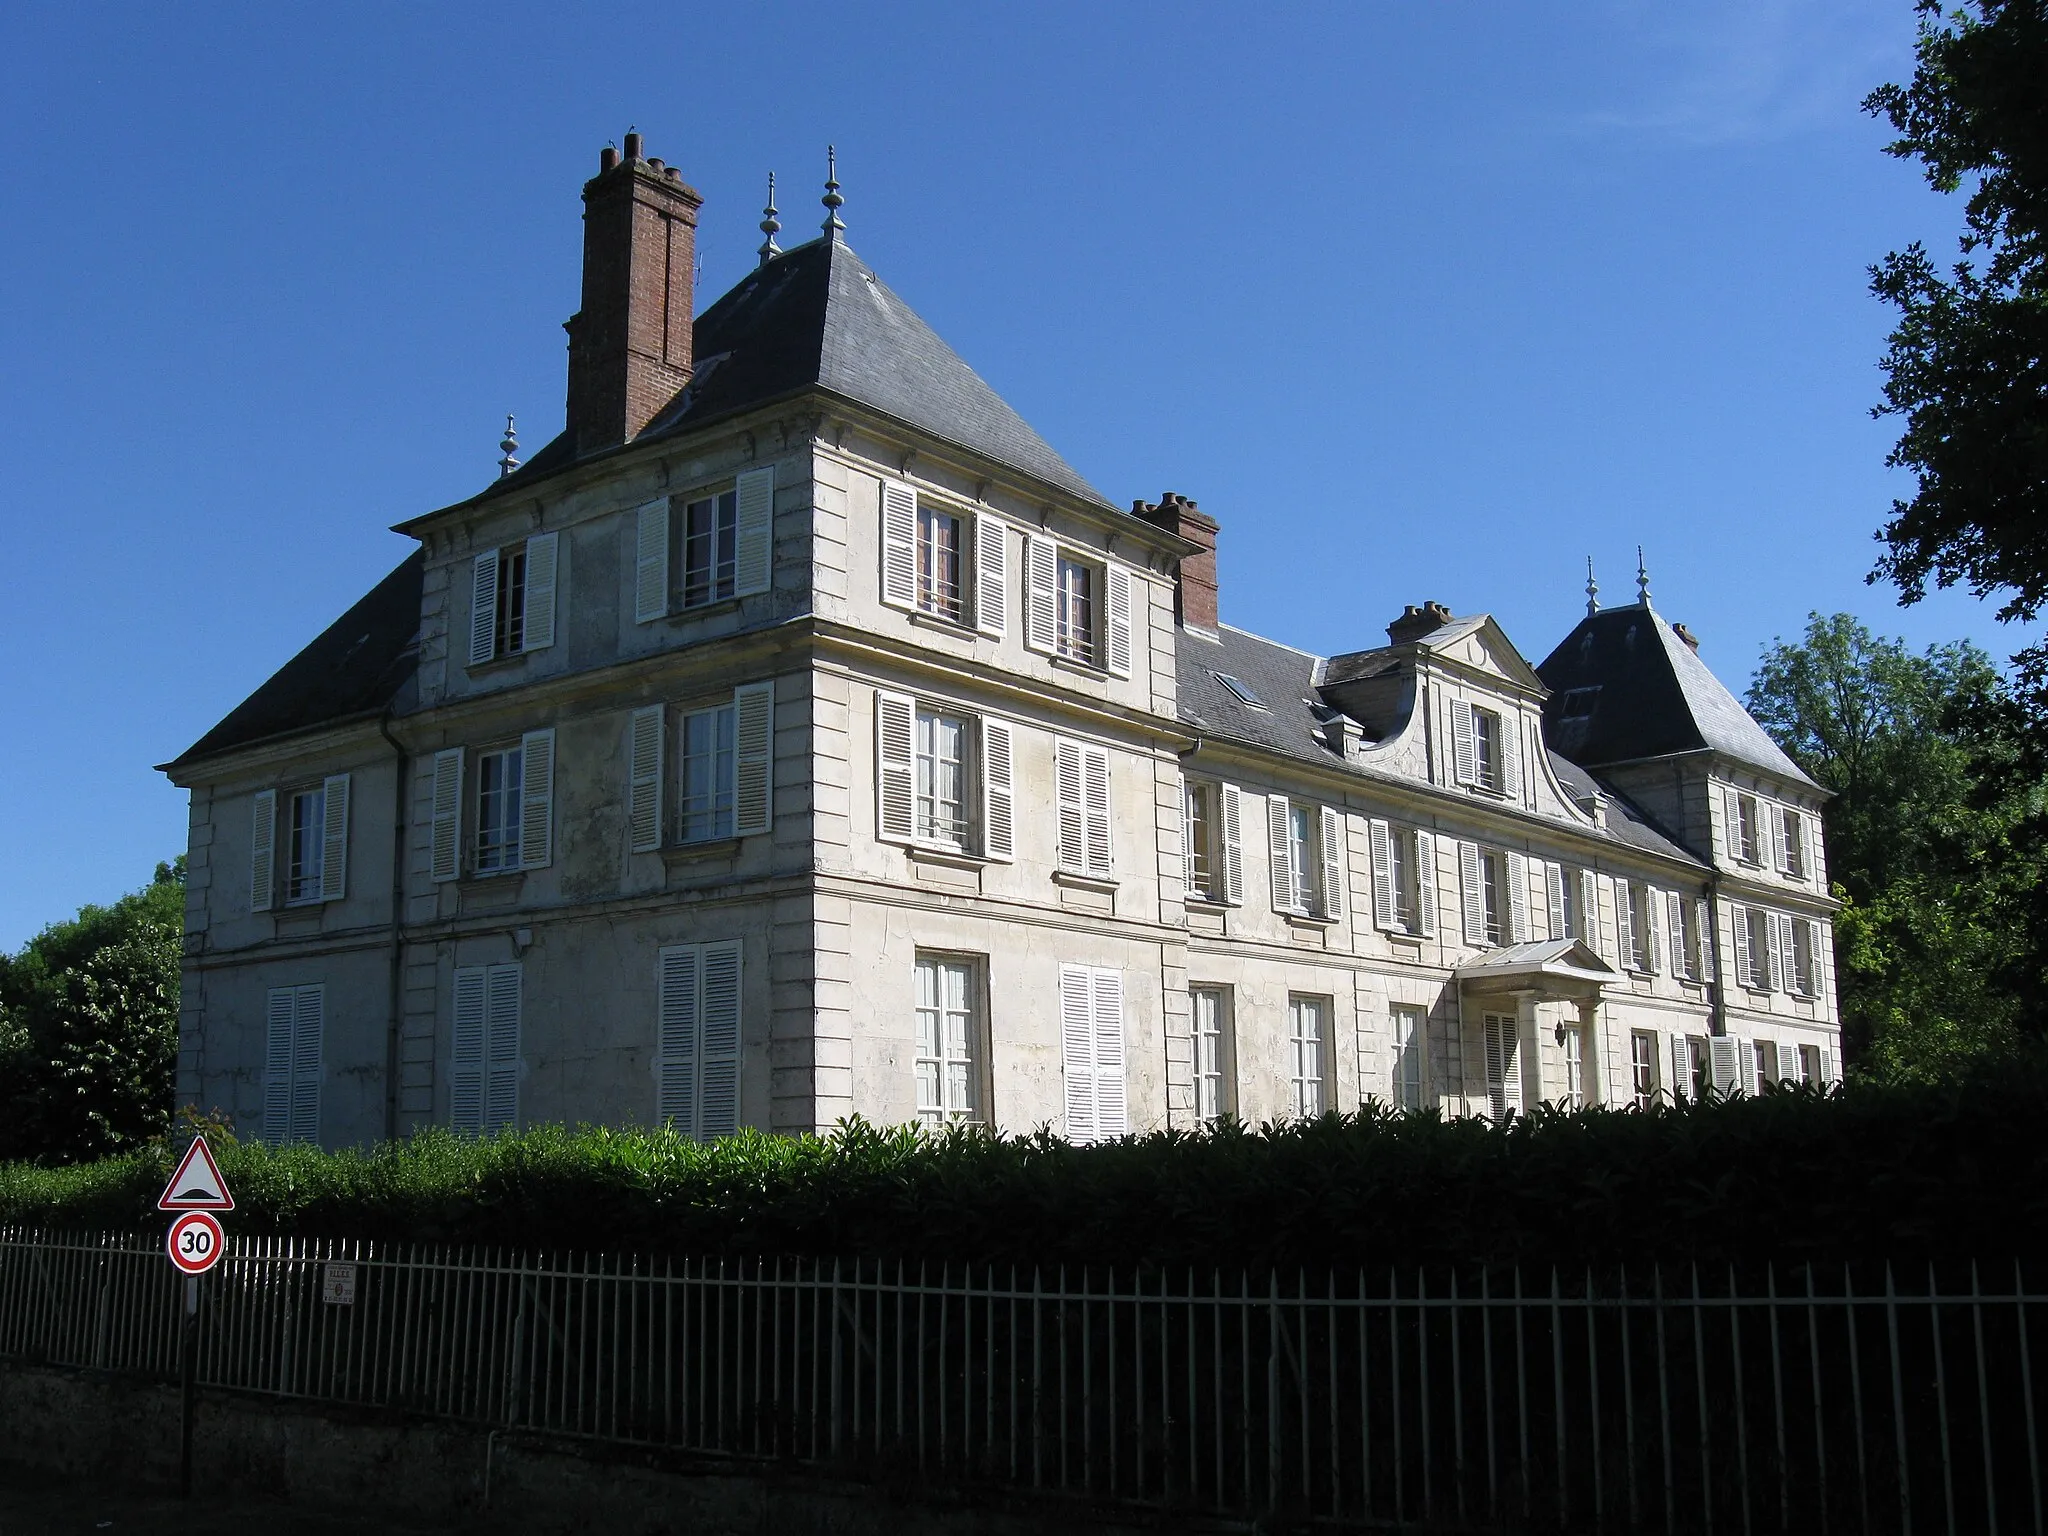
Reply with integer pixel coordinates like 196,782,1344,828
1,1228,2043,1534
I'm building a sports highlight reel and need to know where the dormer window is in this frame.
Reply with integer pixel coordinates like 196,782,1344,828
1559,687,1600,720
1452,701,1520,797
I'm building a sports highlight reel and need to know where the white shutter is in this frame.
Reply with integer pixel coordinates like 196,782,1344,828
1054,739,1085,869
1105,565,1133,678
734,466,774,596
1060,965,1097,1144
1764,912,1786,992
1738,1039,1757,1098
1696,899,1714,982
698,940,742,1138
634,501,670,623
318,774,350,902
262,988,294,1144
1023,535,1057,653
1220,784,1246,905
1615,881,1635,966
1500,714,1522,798
291,985,323,1144
1731,905,1753,988
469,550,500,666
1452,701,1477,786
1709,1036,1740,1097
1723,786,1743,861
1370,820,1396,931
1459,841,1485,945
1268,795,1295,911
1319,806,1345,920
1755,799,1776,869
1643,888,1662,973
1580,870,1601,956
518,728,555,870
1083,746,1112,876
1671,1034,1689,1099
451,966,487,1133
1665,892,1689,979
656,945,699,1134
733,681,774,837
429,749,463,882
250,789,277,912
1415,832,1438,936
981,718,1015,861
1775,807,1794,873
628,705,665,852
1181,778,1197,895
880,479,917,610
1545,864,1567,943
483,963,521,1133
1820,1047,1838,1086
1505,852,1529,943
972,512,1007,638
522,531,559,651
875,692,917,844
1092,969,1127,1139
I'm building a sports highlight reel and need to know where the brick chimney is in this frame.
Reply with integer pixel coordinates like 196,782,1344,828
563,132,704,457
1386,602,1453,645
1135,491,1220,633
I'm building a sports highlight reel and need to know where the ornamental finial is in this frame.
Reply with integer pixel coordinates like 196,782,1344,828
821,145,845,238
1585,556,1599,617
1636,546,1652,608
497,415,519,479
758,172,782,265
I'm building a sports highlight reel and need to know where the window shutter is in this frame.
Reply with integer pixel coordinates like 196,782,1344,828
1661,892,1684,977
733,681,774,837
1459,841,1485,946
734,467,774,597
628,705,665,852
262,988,295,1144
972,512,1007,638
1220,784,1246,905
1545,863,1567,942
522,531,559,651
1092,969,1128,1139
1370,820,1396,930
1500,714,1522,798
698,940,742,1139
1318,806,1345,919
1580,870,1601,956
634,501,670,623
1505,852,1529,943
1268,795,1295,911
1083,746,1113,876
1022,535,1057,653
1060,965,1097,1144
656,945,699,1135
318,774,350,902
483,963,521,1133
291,985,323,1144
1105,565,1133,678
1804,918,1823,999
1774,807,1793,873
1820,1047,1838,1086
518,728,555,870
1452,701,1477,786
1181,778,1197,895
1731,906,1753,989
981,717,1015,861
1709,1037,1739,1097
451,966,487,1133
429,749,463,883
875,692,917,843
1482,1014,1505,1118
1737,1039,1757,1097
880,479,917,610
1643,889,1662,973
1764,912,1786,991
1696,899,1713,981
1054,739,1086,869
1616,881,1635,966
1756,800,1776,869
1722,786,1743,861
250,789,277,912
1414,832,1438,936
1670,1034,1689,1099
469,550,500,666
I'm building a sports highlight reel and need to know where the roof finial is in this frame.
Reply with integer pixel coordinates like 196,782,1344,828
821,144,845,239
1585,556,1599,616
497,414,520,479
1636,545,1652,608
758,171,782,265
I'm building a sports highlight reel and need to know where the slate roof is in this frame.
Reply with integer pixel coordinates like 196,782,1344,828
1536,605,1816,788
164,552,422,769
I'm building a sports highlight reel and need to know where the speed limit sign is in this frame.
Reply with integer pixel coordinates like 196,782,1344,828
166,1210,225,1276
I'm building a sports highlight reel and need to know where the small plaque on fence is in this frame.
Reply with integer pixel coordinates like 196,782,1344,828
321,1262,357,1306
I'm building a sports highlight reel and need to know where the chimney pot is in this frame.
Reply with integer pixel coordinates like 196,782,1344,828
1136,489,1221,633
1387,601,1454,645
622,130,642,160
647,158,664,171
600,145,619,174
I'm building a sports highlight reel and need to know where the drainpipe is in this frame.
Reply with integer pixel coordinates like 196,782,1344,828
377,706,408,1143
1705,868,1728,1039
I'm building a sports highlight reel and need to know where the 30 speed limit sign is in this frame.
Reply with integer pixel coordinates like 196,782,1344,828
166,1211,225,1276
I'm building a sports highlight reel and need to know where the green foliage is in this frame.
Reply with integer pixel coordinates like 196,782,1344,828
6,1077,2048,1270
0,860,185,1164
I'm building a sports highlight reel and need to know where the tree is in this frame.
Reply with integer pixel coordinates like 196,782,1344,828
0,861,184,1163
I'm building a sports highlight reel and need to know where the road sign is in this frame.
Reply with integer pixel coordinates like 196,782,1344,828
166,1211,225,1276
158,1134,234,1212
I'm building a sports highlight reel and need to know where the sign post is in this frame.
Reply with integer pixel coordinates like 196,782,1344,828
158,1136,233,1500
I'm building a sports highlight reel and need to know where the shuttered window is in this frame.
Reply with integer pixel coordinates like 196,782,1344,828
894,489,1006,636
474,745,524,872
656,940,743,1140
468,533,560,667
876,691,1014,860
1619,880,1659,973
1460,844,1517,947
1060,965,1127,1145
451,963,521,1135
1269,798,1344,918
1778,807,1808,879
1629,1031,1658,1108
637,469,774,624
679,704,736,841
1019,538,1132,677
1482,1012,1520,1119
1055,739,1113,877
469,735,552,878
262,984,323,1146
1187,782,1245,905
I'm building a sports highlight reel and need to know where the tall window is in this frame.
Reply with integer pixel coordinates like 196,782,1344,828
475,745,524,872
1674,898,1704,981
469,532,557,667
680,703,738,842
1798,1044,1822,1084
1289,995,1329,1118
1288,803,1320,912
1479,852,1504,945
1755,1039,1780,1094
682,488,739,608
915,955,981,1124
1390,1004,1426,1110
1685,1036,1710,1100
1744,907,1774,989
1630,1031,1657,1109
495,543,527,655
915,709,969,849
1387,827,1415,930
1558,866,1581,941
1789,919,1816,997
1483,1012,1520,1119
287,787,326,905
1780,808,1807,879
1055,555,1095,663
1623,880,1654,971
1185,781,1218,900
1191,986,1233,1122
262,984,324,1146
916,504,965,623
1733,792,1762,863
1562,1023,1587,1109
1472,707,1500,790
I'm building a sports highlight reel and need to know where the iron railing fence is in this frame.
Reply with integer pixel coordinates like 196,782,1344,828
0,1228,2042,1534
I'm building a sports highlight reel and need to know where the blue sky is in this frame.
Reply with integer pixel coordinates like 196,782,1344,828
0,1,2005,949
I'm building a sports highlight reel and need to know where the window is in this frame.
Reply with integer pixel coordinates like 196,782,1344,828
1683,1035,1710,1101
475,744,524,872
1554,864,1582,942
626,686,773,853
1454,701,1519,796
915,709,969,850
1630,1031,1658,1109
1799,1044,1822,1084
1023,536,1132,676
286,787,326,904
250,776,350,912
451,963,521,1134
1211,672,1266,709
1056,738,1113,877
1562,1023,1587,1109
915,955,982,1125
681,703,737,842
1779,808,1808,879
468,532,558,666
1754,1039,1780,1094
881,482,1006,636
1788,918,1817,997
1737,906,1775,990
1191,986,1234,1122
1061,965,1127,1144
876,692,1015,861
1390,1003,1426,1111
1482,1012,1521,1119
916,502,965,622
496,543,527,653
262,985,323,1146
429,732,553,882
1370,822,1435,936
1618,880,1658,972
1289,995,1330,1118
633,469,774,624
1055,554,1096,663
656,941,742,1140
1664,893,1705,981
1729,789,1763,864
1461,844,1525,948
1184,781,1244,903
682,488,739,608
1559,687,1600,720
1271,797,1344,918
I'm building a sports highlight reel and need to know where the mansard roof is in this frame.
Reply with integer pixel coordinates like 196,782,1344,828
1536,604,1817,789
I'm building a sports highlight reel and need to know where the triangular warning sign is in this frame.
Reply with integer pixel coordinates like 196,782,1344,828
158,1134,234,1212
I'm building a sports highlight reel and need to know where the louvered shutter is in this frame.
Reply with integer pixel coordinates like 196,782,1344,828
1092,969,1128,1139
1318,806,1345,919
1775,807,1794,874
734,467,774,596
1054,739,1086,869
1370,820,1396,931
469,550,500,666
628,705,665,852
1220,784,1245,905
451,966,487,1132
1731,905,1753,988
634,501,670,623
1083,746,1112,876
483,964,521,1133
733,682,774,836
429,749,463,882
1452,701,1477,786
250,789,277,912
1764,913,1786,991
1696,899,1713,981
1505,852,1529,943
1820,1047,1838,1086
518,729,555,870
522,531,560,651
1181,778,1197,895
1755,799,1776,869
1805,918,1824,999
1580,871,1601,955
262,988,295,1144
1500,714,1522,798
1615,881,1635,966
1709,1037,1739,1097
880,479,917,609
1738,1039,1757,1097
698,941,742,1138
1023,536,1057,653
1482,1015,1505,1118
1545,864,1567,942
319,774,350,901
1415,832,1438,935
1643,891,1662,973
1722,786,1743,861
1105,566,1133,678
1268,795,1295,911
1459,842,1485,945
291,985,323,1143
1665,892,1688,978
972,512,1007,638
981,718,1015,861
1060,965,1097,1144
875,692,917,843
656,945,699,1134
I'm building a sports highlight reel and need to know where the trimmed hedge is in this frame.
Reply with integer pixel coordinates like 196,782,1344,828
2,1072,2042,1270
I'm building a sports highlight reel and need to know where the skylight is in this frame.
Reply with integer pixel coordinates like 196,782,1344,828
1211,672,1267,710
